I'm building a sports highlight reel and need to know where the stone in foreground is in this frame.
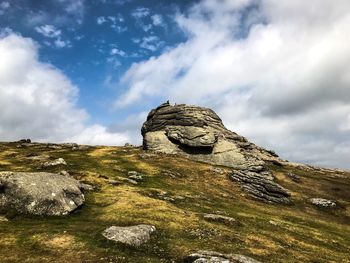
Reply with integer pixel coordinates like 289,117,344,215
310,198,336,208
185,250,261,263
0,172,85,216
142,102,280,169
102,224,156,247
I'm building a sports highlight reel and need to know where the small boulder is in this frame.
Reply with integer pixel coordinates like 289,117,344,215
128,171,144,181
42,158,67,168
203,214,237,226
185,250,261,263
102,224,156,247
309,198,336,208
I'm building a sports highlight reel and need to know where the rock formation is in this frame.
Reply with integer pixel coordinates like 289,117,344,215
0,172,86,216
142,102,279,169
142,102,291,204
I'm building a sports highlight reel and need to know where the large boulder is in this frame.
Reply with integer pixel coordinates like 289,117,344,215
142,102,279,169
0,172,86,216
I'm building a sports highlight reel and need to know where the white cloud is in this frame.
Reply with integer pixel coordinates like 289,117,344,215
151,14,163,26
35,25,61,38
35,24,71,49
110,48,127,57
54,38,71,48
97,16,107,25
0,33,129,145
131,7,150,19
131,7,153,32
115,0,350,168
139,36,164,52
25,1,85,26
97,15,127,32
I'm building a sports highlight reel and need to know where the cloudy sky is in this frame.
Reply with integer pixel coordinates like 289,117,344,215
0,0,350,169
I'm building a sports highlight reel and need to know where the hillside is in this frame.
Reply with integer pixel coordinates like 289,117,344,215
0,141,349,263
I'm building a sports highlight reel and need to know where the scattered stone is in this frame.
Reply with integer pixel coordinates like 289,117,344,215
73,145,90,151
124,143,134,147
268,220,279,226
125,178,138,185
229,170,291,204
210,167,226,174
203,213,237,226
127,171,144,181
42,158,67,168
128,171,138,176
47,145,63,150
129,174,143,181
107,179,122,186
162,170,182,179
139,153,157,159
141,102,281,169
184,250,261,263
286,172,301,183
0,171,85,216
309,198,336,208
102,225,156,247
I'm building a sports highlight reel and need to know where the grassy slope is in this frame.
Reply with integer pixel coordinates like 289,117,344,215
0,142,349,263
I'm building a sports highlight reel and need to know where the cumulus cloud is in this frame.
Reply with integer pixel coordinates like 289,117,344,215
115,0,350,168
0,33,129,145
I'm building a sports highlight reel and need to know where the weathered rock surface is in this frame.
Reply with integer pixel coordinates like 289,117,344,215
309,198,336,208
184,250,261,263
229,170,291,204
0,172,85,216
102,224,156,247
203,214,237,226
42,158,67,168
142,102,279,169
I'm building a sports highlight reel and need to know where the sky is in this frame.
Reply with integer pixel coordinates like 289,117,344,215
0,0,350,169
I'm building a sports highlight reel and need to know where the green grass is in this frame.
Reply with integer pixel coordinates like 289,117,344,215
0,142,349,262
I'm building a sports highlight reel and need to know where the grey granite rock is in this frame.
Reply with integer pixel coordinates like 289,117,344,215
0,171,86,216
141,102,280,169
102,224,156,247
229,170,291,204
185,250,262,263
309,198,336,208
203,214,237,226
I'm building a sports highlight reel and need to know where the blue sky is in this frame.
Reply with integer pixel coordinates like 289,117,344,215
1,0,350,169
0,0,193,124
